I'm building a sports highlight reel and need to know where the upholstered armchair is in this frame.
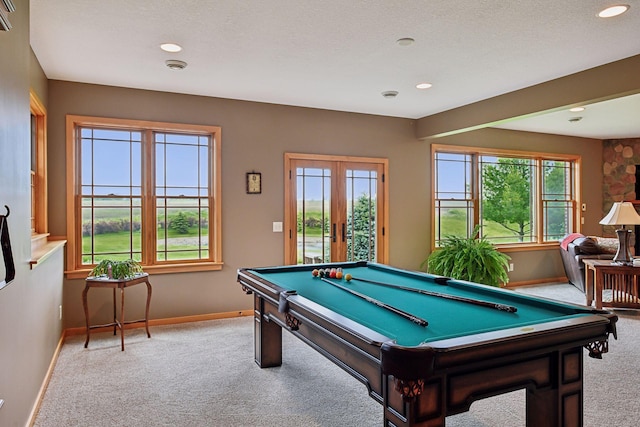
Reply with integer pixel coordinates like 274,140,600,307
559,234,617,292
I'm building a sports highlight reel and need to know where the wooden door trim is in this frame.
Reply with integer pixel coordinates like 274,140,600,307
284,153,389,265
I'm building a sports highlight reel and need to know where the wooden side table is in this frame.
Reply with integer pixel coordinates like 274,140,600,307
83,273,152,351
583,259,640,309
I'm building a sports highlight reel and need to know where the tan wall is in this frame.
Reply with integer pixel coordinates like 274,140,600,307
47,80,604,329
47,80,428,328
0,1,65,426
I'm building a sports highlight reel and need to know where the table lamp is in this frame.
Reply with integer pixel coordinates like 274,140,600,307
599,201,640,265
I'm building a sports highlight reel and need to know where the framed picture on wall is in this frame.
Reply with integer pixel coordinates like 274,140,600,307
246,172,261,194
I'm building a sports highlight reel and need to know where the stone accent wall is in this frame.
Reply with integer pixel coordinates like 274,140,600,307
602,138,640,236
603,138,640,203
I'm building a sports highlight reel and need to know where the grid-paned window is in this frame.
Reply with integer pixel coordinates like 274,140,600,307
80,127,143,263
66,116,222,277
432,144,579,248
155,132,211,261
434,152,475,242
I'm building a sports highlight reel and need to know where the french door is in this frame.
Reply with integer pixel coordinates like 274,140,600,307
284,153,388,265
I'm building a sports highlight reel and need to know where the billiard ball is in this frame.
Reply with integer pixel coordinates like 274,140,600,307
312,269,319,277
335,270,343,279
344,273,352,281
329,268,337,278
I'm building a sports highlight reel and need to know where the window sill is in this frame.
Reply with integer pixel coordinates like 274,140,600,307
30,235,67,269
65,261,224,279
497,242,560,253
432,242,560,253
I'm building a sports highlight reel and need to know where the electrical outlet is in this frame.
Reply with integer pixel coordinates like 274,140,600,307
581,203,587,211
508,263,514,272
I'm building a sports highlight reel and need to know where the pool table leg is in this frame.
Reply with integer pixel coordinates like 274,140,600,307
254,296,282,368
382,376,446,427
525,348,584,427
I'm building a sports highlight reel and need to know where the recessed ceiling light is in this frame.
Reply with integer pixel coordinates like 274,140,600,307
165,59,187,70
396,38,415,46
569,107,585,112
381,91,399,99
160,43,182,53
598,4,629,18
416,83,433,90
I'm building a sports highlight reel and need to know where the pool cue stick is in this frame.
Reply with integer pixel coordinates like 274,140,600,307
352,277,518,313
320,278,428,327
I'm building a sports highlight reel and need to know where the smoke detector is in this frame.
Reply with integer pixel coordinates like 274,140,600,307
165,59,187,70
382,91,399,99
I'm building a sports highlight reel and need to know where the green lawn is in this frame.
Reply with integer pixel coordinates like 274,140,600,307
82,226,208,263
437,210,528,243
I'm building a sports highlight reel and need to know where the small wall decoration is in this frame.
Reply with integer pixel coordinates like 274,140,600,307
0,205,15,290
0,0,16,32
246,172,262,194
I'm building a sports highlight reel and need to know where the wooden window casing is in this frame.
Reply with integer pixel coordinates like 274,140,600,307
30,90,48,236
432,144,581,251
65,116,222,278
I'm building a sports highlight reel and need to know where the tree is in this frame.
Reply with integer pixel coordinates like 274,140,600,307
171,212,190,234
481,159,532,241
347,195,375,261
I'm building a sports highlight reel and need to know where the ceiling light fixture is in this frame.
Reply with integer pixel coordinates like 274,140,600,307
381,91,399,99
416,83,433,89
396,37,415,46
165,59,188,70
598,4,630,18
569,107,585,112
160,43,183,53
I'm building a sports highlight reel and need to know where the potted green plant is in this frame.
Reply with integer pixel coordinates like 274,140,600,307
89,259,144,280
421,226,510,287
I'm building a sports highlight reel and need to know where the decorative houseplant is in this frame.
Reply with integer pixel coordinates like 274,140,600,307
422,226,511,287
89,259,144,280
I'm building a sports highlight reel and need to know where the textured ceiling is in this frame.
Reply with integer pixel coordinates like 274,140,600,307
30,0,640,138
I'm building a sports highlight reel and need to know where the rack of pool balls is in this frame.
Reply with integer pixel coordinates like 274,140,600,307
311,267,352,281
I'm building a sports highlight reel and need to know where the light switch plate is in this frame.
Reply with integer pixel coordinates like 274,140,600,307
272,222,283,232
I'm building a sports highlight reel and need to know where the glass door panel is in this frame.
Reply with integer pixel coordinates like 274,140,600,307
346,168,378,262
296,167,332,264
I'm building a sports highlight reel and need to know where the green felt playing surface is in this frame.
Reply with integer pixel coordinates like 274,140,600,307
250,264,593,346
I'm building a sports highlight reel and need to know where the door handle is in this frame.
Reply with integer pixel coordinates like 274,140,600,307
341,223,346,242
332,223,337,242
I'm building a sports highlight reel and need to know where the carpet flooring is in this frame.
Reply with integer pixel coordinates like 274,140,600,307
34,283,640,426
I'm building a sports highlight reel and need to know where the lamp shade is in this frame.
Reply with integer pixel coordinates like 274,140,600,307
599,202,640,226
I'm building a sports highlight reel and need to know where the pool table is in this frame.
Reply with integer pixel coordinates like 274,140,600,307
237,261,617,427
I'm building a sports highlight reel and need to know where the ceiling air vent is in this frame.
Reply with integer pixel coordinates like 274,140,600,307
381,91,398,99
165,60,188,70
